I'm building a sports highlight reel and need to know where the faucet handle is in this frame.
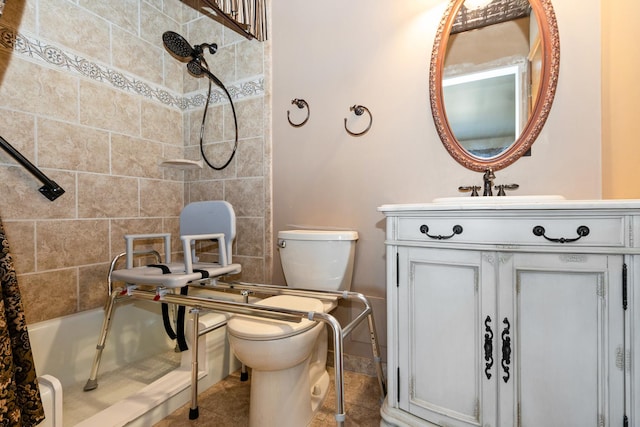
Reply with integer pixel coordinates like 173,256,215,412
495,184,520,196
459,185,481,197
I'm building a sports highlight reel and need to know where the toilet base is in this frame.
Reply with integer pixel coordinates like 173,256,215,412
248,358,330,427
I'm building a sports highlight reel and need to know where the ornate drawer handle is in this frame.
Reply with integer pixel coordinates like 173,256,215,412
419,224,463,240
532,225,590,243
501,317,511,383
484,315,494,380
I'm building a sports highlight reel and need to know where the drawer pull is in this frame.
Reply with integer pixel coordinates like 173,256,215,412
501,318,511,383
419,224,463,240
484,316,493,380
532,225,590,243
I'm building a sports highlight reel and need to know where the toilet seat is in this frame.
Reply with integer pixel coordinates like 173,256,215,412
227,295,324,341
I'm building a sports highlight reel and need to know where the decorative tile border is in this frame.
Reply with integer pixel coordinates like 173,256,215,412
0,24,264,110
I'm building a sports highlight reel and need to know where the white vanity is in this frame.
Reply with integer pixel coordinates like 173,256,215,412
378,198,639,427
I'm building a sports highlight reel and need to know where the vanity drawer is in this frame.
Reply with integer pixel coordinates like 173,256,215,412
396,215,627,248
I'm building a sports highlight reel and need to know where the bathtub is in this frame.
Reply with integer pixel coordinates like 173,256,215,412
28,295,240,427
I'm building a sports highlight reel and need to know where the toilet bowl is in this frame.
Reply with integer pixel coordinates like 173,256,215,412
226,229,358,427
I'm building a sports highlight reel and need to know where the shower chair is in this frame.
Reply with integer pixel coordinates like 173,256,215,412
84,200,386,426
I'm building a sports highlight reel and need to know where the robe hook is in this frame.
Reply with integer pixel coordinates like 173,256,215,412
344,104,372,136
287,98,310,127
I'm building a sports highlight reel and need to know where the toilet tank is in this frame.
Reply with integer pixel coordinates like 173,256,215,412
277,230,358,291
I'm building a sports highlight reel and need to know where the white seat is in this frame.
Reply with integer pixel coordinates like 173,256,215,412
111,200,241,287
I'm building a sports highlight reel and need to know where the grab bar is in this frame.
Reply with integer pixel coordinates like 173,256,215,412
0,135,65,201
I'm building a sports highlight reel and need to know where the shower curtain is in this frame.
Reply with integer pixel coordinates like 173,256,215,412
0,218,44,426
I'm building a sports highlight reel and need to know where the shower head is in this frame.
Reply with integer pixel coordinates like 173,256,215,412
162,31,217,61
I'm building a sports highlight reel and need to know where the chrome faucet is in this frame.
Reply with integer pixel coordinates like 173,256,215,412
483,168,495,196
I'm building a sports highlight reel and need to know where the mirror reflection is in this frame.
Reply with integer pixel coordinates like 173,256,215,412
443,0,537,159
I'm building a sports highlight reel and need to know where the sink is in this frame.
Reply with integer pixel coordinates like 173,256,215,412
432,195,566,204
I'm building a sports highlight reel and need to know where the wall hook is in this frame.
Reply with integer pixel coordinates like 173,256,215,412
287,98,310,127
344,104,372,136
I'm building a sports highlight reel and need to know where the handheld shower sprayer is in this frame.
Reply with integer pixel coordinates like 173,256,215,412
161,31,237,171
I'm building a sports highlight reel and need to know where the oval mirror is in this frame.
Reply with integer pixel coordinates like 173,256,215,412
430,0,559,172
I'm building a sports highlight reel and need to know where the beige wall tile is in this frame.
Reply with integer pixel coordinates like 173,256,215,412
19,269,78,323
237,137,264,178
111,134,164,179
225,178,264,217
199,142,237,179
40,0,111,64
139,179,184,217
2,221,35,274
163,52,186,93
78,263,110,311
141,100,183,145
141,2,180,47
237,40,264,80
37,219,110,270
0,168,76,220
225,97,263,140
78,174,139,218
79,0,139,35
233,255,264,283
79,81,141,136
0,109,36,160
112,26,164,86
38,119,111,174
236,217,264,257
0,53,78,122
186,180,224,204
188,105,223,145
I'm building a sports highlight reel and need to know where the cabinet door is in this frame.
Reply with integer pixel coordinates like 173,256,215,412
398,247,497,427
498,253,625,427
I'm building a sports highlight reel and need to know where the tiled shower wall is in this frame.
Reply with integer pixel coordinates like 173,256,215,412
0,0,270,324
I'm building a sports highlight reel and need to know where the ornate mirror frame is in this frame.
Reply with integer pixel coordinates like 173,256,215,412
430,0,560,172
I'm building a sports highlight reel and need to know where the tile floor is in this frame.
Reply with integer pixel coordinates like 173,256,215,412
153,368,383,426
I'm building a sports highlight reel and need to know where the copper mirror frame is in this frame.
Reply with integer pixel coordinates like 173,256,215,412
429,0,560,172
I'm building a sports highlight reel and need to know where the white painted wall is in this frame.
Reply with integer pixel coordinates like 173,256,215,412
271,0,601,359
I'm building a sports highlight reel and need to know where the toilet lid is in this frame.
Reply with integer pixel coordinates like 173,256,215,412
227,295,325,340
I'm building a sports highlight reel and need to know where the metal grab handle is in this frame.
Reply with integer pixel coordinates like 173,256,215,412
484,315,494,380
501,317,511,383
532,225,590,243
419,224,463,240
287,98,310,127
0,135,65,201
344,104,372,136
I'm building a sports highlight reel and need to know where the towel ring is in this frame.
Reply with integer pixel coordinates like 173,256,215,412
344,104,372,136
287,98,310,127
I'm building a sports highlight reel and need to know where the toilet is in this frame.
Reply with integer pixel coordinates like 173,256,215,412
226,229,358,427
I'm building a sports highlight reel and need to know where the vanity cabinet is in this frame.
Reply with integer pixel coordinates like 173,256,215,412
379,201,638,427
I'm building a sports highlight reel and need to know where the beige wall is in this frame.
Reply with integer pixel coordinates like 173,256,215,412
601,0,640,199
0,0,268,324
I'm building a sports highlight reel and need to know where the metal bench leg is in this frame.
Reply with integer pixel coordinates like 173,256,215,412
189,308,200,419
83,289,120,391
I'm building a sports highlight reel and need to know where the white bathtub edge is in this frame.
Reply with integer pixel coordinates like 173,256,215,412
38,374,63,427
